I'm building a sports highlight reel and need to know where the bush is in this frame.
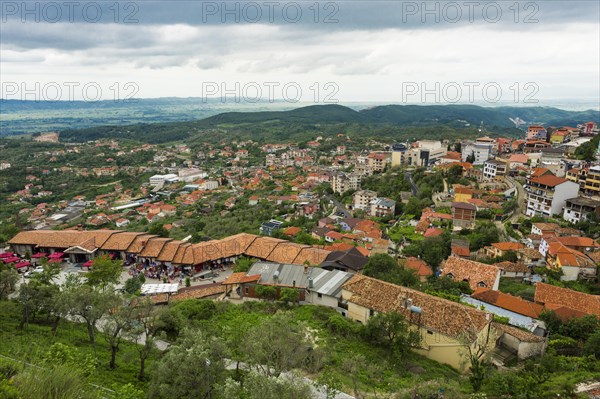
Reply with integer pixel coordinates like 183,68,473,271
326,314,361,337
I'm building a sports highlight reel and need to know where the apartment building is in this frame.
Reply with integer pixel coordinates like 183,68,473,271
369,197,396,218
527,125,547,140
525,173,580,217
482,159,508,181
462,140,494,165
563,197,600,224
353,190,377,211
584,165,600,196
332,173,361,194
367,152,390,173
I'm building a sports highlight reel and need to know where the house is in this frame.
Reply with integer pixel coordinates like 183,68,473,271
494,261,531,279
563,197,600,224
369,197,396,218
320,247,369,273
248,196,259,206
222,261,352,306
367,152,389,172
545,242,597,281
404,257,433,282
527,125,547,140
525,173,579,217
353,190,377,211
440,256,501,291
534,283,600,319
341,274,496,370
260,220,284,236
508,154,529,170
282,226,302,237
482,159,508,181
451,239,471,259
462,140,494,165
517,248,543,265
492,323,547,361
485,242,525,258
451,202,477,230
583,165,600,196
115,218,130,228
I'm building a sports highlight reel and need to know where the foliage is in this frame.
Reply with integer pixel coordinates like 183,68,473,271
13,364,99,399
402,233,451,269
148,330,227,399
280,287,300,304
365,311,420,356
124,274,144,294
234,255,256,273
42,342,97,376
86,255,124,288
147,223,170,238
254,285,278,300
0,266,19,300
363,253,419,287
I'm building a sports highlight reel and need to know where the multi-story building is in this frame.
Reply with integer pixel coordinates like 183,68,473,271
525,173,580,217
353,190,378,211
527,125,547,141
584,165,600,196
390,143,409,167
369,197,396,218
566,167,588,188
563,197,600,224
462,141,494,165
482,159,508,181
408,140,447,167
367,152,390,173
331,173,361,194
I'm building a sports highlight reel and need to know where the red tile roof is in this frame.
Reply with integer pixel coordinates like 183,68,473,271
441,257,500,291
473,288,543,318
534,283,600,317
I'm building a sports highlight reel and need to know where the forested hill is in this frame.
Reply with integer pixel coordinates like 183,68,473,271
55,104,599,144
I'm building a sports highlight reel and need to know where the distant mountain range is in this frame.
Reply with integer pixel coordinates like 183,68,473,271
1,99,598,142
197,104,599,129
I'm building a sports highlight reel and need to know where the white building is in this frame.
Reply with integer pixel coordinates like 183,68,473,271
525,174,580,217
483,159,508,181
563,197,600,224
462,141,494,165
178,168,208,182
370,197,396,217
353,190,377,211
331,173,361,194
149,174,179,186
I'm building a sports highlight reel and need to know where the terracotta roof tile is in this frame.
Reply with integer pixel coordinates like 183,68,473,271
534,283,600,317
441,257,500,291
222,272,261,285
473,288,542,318
244,236,285,259
139,237,172,258
342,274,491,339
492,322,545,343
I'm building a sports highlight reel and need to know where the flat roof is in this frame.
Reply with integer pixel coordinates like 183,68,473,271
141,283,179,295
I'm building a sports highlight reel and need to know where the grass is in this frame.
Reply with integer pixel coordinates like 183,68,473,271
498,278,536,301
0,301,154,393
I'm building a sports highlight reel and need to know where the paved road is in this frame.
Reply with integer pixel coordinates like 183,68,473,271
325,195,352,218
404,172,419,196
505,176,526,223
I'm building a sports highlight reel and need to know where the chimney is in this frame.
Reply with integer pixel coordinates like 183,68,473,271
304,264,308,274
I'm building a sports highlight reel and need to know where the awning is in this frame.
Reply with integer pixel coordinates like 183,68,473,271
0,252,15,258
83,260,93,267
48,252,65,259
2,257,20,263
14,261,31,269
31,253,48,258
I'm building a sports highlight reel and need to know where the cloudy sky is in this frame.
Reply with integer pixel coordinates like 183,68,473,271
1,1,599,106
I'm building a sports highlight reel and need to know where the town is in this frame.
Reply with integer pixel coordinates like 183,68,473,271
1,118,600,398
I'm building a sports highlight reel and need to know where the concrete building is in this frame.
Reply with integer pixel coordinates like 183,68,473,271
369,197,396,218
407,140,447,167
483,159,508,181
149,174,179,186
367,152,390,172
527,125,547,141
525,174,580,217
584,165,600,196
452,202,477,230
353,190,377,211
563,197,600,224
331,173,361,194
462,141,493,165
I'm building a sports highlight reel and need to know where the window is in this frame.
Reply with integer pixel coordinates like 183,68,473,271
427,330,434,335
317,293,322,298
369,309,375,317
245,287,249,294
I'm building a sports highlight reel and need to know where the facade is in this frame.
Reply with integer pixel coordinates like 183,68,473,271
462,141,493,165
149,174,179,186
260,220,284,236
341,274,496,370
452,202,477,230
353,190,377,211
583,165,600,196
331,173,361,194
369,197,396,217
563,197,600,224
527,125,547,140
367,152,390,172
525,173,579,217
482,159,508,181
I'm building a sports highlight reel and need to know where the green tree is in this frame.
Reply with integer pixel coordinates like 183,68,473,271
101,296,136,369
86,255,123,288
124,274,144,294
254,284,278,301
584,330,600,359
0,266,19,300
126,297,164,381
149,330,227,399
148,223,169,238
217,373,312,399
234,255,256,272
363,253,419,287
279,287,300,305
365,311,419,355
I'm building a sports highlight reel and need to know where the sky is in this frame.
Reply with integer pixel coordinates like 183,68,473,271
1,0,599,106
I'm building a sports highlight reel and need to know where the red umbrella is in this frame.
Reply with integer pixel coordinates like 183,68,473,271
83,260,93,267
0,252,14,258
48,252,65,259
31,253,47,259
2,257,20,263
14,261,31,269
